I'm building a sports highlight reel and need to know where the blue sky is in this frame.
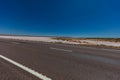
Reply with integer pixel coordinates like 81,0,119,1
0,0,120,37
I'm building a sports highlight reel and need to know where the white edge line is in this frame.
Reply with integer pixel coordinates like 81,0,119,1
0,55,52,80
50,47,72,52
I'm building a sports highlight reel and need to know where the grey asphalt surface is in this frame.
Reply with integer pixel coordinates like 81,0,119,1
0,39,120,80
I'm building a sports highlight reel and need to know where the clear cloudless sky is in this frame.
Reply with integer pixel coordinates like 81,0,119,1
0,0,120,37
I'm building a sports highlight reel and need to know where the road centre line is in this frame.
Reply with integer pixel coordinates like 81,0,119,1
0,55,52,80
50,47,72,52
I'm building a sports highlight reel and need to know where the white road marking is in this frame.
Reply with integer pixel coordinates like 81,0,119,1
0,55,52,80
50,47,72,52
11,42,20,44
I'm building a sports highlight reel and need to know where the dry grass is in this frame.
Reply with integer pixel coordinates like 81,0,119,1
53,37,120,42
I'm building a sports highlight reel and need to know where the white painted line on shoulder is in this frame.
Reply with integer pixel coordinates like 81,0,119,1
0,55,52,80
50,47,72,52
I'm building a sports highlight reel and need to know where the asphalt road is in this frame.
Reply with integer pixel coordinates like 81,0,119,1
0,39,120,80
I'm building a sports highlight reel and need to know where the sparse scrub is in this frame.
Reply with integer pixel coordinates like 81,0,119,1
53,37,120,42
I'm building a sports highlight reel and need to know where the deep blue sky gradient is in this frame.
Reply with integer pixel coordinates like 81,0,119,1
0,0,120,37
